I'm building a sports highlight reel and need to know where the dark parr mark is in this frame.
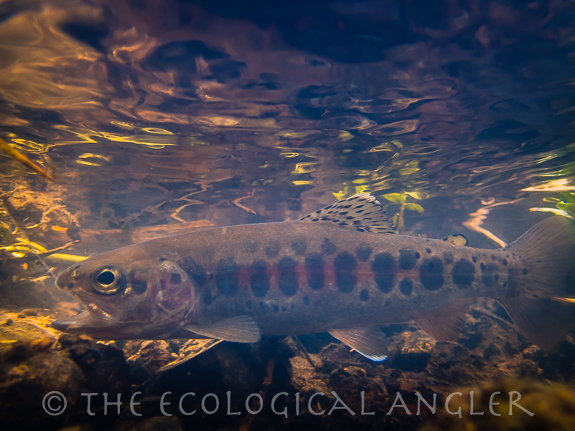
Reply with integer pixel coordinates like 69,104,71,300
426,247,432,254
291,238,307,255
371,252,395,293
399,279,413,295
305,253,325,290
356,244,373,262
359,289,369,301
321,238,337,255
249,260,270,298
334,252,357,293
243,241,258,254
278,256,298,296
443,252,454,265
399,249,419,270
522,268,528,275
181,257,206,289
452,259,475,288
215,258,239,295
265,240,281,258
420,257,444,290
481,263,499,287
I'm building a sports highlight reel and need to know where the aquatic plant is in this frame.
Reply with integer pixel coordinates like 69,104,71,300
382,192,424,233
531,192,575,219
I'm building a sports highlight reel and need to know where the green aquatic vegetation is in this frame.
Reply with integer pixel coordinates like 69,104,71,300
556,192,575,217
382,192,424,233
537,192,575,218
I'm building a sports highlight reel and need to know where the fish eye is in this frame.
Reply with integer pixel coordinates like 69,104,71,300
91,266,124,295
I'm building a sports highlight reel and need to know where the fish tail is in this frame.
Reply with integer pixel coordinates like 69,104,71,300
502,216,575,351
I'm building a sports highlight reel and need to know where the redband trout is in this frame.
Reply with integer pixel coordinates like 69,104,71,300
53,194,575,361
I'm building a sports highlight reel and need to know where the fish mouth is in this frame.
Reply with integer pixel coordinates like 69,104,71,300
52,311,118,334
52,310,173,340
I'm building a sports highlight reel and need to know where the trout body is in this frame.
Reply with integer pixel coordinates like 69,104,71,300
53,195,575,361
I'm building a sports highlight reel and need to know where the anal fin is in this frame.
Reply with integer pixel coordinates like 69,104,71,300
329,326,389,362
185,315,261,343
413,299,474,342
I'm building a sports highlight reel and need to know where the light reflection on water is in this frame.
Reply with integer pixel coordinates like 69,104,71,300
1,0,575,308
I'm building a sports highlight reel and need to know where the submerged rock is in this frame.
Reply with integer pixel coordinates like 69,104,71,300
0,314,130,431
420,378,575,431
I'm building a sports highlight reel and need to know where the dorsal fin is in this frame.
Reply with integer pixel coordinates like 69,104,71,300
299,194,395,234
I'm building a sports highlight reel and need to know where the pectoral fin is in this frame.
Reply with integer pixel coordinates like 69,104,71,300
185,315,262,343
329,326,389,361
413,299,474,342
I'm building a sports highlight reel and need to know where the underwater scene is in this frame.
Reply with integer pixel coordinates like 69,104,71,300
2,0,575,430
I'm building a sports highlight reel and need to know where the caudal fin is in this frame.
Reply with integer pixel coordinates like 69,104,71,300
502,216,575,351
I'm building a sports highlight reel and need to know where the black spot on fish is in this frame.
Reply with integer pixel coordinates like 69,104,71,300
215,258,239,295
170,273,181,284
305,253,325,290
372,252,395,293
249,260,270,298
181,258,206,289
399,249,419,270
452,259,475,288
359,289,369,301
491,254,496,261
443,252,454,265
399,279,413,295
282,306,287,312
132,279,147,295
481,263,499,287
502,259,507,266
303,295,310,305
243,241,258,254
321,238,337,255
278,256,298,296
426,247,432,254
246,300,252,309
472,256,477,263
522,268,528,275
66,283,74,289
273,304,279,312
291,238,307,255
420,257,443,290
356,244,373,262
334,252,357,293
203,290,213,306
480,262,486,271
265,241,281,258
